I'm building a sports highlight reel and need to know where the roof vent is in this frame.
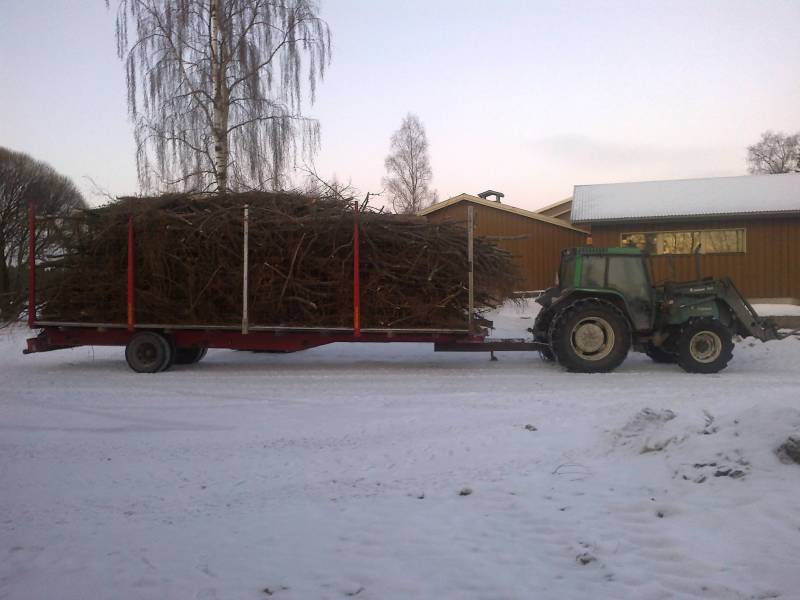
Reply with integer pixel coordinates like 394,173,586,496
477,190,504,203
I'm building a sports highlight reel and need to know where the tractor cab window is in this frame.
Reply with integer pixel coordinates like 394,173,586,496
606,256,653,330
580,256,606,288
559,255,576,288
607,256,650,298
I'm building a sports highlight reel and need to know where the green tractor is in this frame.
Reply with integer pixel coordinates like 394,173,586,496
532,246,786,374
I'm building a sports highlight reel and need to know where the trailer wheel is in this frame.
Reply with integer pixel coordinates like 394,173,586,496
174,346,208,365
125,332,172,373
551,300,631,373
676,320,733,374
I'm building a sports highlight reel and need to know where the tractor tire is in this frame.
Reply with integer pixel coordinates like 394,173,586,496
539,347,556,362
551,300,631,373
174,346,208,365
125,332,173,373
676,319,734,374
532,311,556,362
645,343,676,364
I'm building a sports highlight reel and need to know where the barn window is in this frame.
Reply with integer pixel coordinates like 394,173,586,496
620,229,746,255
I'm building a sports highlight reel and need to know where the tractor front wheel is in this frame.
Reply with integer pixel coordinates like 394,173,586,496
551,301,631,373
676,320,733,374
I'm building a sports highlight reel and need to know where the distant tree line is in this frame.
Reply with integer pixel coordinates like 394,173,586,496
0,148,85,322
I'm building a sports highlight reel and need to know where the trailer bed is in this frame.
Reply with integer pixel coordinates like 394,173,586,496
24,202,546,371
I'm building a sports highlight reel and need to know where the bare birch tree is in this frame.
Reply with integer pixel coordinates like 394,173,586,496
747,130,800,174
111,0,331,192
0,148,85,321
383,114,437,214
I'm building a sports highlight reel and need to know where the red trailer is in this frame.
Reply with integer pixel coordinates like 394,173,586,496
24,202,543,372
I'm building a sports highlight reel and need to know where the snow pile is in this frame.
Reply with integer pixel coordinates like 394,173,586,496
2,307,800,599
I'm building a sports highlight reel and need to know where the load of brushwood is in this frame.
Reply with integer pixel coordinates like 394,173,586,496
38,192,518,329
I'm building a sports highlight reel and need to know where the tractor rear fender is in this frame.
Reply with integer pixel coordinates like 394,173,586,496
542,289,636,332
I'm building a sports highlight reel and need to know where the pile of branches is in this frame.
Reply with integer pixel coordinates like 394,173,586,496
38,192,518,329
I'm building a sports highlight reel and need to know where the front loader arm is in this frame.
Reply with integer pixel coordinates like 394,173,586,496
717,278,781,342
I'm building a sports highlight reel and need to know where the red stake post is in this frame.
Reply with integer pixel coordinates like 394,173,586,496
27,202,36,328
353,197,361,337
127,215,135,332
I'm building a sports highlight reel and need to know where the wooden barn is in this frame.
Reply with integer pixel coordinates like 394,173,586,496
534,197,573,224
571,173,800,301
420,191,589,292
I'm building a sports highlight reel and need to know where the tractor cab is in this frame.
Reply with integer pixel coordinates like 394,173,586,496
551,247,654,331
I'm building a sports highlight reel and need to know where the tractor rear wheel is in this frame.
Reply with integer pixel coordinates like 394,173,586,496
676,320,733,374
125,332,173,373
539,347,556,362
551,301,631,373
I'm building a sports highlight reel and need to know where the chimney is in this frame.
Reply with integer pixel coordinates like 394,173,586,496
477,190,504,203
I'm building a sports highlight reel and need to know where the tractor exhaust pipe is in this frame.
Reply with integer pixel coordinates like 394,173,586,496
694,243,703,279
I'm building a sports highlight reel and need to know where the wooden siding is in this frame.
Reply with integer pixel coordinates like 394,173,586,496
425,201,589,291
589,216,800,299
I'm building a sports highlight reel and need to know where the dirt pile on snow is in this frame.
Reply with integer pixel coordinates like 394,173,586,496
777,437,800,464
608,405,800,485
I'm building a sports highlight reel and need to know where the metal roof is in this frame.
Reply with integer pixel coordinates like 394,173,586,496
571,173,800,223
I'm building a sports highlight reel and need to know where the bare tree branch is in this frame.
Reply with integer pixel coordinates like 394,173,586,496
112,0,331,192
747,130,800,174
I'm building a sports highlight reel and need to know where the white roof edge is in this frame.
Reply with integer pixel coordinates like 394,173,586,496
571,172,800,222
572,209,800,224
572,171,798,189
419,194,589,234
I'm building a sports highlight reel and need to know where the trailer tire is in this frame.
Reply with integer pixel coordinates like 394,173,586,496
676,319,733,374
174,346,207,365
125,332,172,373
551,300,631,373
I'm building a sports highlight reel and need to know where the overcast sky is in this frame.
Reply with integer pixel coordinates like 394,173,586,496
2,1,799,210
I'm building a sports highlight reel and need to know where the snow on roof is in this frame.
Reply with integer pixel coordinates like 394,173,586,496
571,173,800,223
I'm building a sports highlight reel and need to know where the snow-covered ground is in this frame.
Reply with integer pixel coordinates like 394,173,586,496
2,301,800,600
